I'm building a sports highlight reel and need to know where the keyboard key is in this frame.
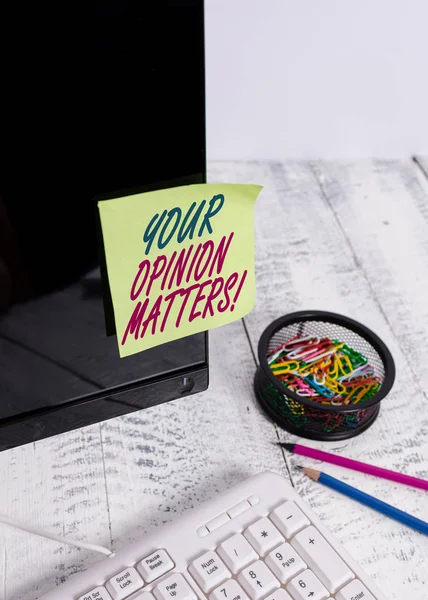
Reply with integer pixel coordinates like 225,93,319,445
227,500,251,519
154,573,197,600
133,594,156,600
286,570,329,600
137,549,175,583
188,551,231,593
244,518,284,556
336,580,376,600
210,579,249,600
106,567,144,599
270,502,310,539
264,589,293,600
265,543,306,584
217,533,258,574
291,526,354,594
237,560,280,600
78,586,112,600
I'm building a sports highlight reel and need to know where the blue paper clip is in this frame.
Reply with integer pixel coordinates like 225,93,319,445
306,375,335,398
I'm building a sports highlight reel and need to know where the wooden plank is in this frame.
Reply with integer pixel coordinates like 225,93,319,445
309,159,428,599
0,546,5,600
209,160,428,599
0,424,111,600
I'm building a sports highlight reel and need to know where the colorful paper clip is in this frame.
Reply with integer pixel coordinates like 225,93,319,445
268,333,380,410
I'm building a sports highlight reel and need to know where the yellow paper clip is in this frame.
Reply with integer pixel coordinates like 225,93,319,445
270,360,300,374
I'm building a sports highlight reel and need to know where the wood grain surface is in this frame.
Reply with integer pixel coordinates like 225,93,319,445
1,160,427,600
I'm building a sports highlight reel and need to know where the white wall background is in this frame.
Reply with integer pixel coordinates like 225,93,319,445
205,0,428,160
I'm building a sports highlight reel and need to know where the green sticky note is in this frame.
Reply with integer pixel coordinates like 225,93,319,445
98,183,262,358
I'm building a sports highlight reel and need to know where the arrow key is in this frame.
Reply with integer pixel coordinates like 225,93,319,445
237,560,280,600
286,569,329,600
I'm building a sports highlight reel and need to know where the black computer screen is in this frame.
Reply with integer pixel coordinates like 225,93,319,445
0,0,208,440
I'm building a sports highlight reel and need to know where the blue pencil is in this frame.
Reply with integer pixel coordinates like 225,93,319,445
300,466,428,536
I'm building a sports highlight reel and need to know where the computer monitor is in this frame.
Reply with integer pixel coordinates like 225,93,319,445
0,0,208,451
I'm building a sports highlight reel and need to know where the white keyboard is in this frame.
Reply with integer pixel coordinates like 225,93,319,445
38,472,386,600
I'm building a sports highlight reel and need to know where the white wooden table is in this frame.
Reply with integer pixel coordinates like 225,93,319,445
1,159,428,600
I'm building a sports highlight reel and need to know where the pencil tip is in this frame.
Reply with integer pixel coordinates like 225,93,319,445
299,467,320,481
295,465,304,470
278,442,295,452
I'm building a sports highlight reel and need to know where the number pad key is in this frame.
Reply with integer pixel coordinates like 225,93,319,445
335,580,376,600
217,533,258,574
210,579,250,600
286,570,329,600
244,518,284,556
265,543,306,584
270,502,310,539
291,526,353,594
237,560,280,600
188,551,231,593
